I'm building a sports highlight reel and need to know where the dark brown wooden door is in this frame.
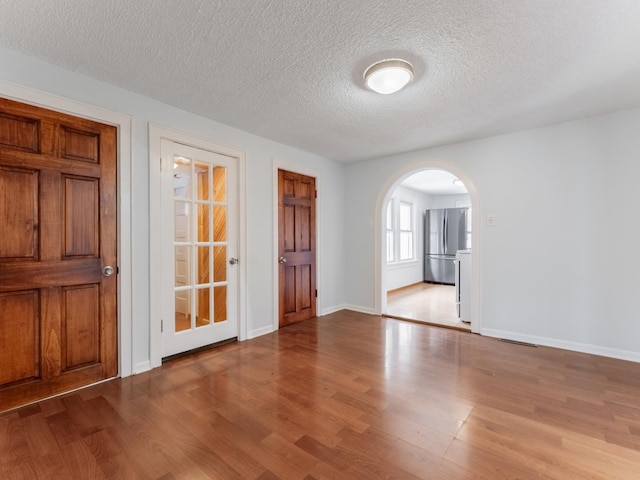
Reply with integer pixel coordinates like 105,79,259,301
0,97,117,411
278,169,316,327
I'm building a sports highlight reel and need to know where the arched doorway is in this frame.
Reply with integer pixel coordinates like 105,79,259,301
374,160,482,333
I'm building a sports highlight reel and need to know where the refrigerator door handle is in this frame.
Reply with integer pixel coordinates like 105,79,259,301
443,214,448,253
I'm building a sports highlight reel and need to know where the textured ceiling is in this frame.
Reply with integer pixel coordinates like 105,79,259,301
1,0,639,163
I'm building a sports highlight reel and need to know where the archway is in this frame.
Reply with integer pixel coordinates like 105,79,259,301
374,160,482,333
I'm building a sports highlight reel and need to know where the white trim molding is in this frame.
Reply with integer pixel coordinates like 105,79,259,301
343,305,377,315
248,325,274,340
481,328,640,364
0,80,134,377
321,304,347,316
149,124,247,368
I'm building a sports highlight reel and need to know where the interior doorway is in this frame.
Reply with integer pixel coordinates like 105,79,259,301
148,125,247,370
376,163,481,333
160,140,239,358
277,169,317,327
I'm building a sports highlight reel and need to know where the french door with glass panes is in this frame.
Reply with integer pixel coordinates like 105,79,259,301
160,140,238,357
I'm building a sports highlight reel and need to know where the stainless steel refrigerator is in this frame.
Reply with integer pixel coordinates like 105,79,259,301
424,208,471,285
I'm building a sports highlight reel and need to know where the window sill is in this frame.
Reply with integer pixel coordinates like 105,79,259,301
386,259,419,270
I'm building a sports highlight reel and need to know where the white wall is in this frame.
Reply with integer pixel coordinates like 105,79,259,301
346,107,640,361
385,185,430,291
0,47,346,372
429,194,471,209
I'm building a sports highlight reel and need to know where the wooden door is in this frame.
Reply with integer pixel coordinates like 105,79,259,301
161,141,238,357
0,97,117,411
278,169,316,327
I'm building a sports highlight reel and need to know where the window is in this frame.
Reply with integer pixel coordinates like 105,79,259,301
399,202,413,261
386,199,415,263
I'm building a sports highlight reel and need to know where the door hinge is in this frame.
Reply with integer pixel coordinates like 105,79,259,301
161,319,163,333
315,190,317,199
315,289,318,298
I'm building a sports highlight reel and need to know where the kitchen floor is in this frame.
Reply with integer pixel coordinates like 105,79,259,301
385,282,471,331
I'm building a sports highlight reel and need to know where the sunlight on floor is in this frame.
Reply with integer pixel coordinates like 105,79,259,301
386,283,470,331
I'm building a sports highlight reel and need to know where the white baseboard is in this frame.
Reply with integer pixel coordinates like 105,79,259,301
248,325,274,339
342,304,377,315
481,328,640,363
320,304,348,316
133,361,151,374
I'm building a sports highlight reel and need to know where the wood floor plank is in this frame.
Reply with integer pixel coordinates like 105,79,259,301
2,311,640,479
386,282,470,330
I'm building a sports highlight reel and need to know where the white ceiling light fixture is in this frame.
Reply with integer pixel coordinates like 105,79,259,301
364,59,414,94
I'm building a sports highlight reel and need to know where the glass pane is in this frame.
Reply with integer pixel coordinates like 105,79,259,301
175,246,191,287
213,166,226,202
400,232,413,260
197,246,210,284
174,201,190,242
386,202,393,229
196,288,211,327
173,157,191,199
197,204,210,242
399,203,412,231
214,285,227,323
386,231,394,262
214,246,227,282
213,205,226,242
195,162,210,201
175,289,191,332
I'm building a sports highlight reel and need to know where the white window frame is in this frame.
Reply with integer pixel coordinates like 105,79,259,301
398,201,414,261
386,198,416,264
386,200,395,262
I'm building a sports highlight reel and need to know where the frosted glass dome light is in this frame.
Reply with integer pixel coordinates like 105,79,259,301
364,59,414,94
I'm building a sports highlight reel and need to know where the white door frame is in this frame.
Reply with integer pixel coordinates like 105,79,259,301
149,124,247,368
0,80,134,376
272,160,322,331
375,160,482,333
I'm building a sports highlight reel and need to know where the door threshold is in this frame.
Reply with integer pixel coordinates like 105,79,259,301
382,313,471,332
162,337,238,364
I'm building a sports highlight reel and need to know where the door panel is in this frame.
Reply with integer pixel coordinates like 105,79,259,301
60,127,99,163
0,291,39,385
0,167,38,258
0,97,117,412
161,141,238,358
64,176,99,257
0,111,39,151
278,169,316,327
63,285,100,369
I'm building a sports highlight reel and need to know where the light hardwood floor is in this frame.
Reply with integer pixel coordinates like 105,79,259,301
387,282,470,331
2,311,640,479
